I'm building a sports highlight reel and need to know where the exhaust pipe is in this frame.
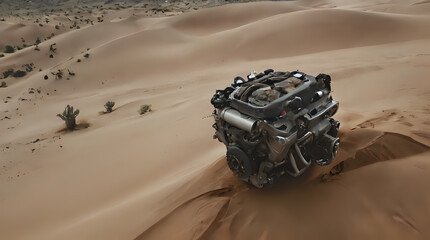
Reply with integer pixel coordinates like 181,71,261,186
220,108,257,132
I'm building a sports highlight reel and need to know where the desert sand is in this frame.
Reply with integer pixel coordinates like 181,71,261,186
1,0,430,239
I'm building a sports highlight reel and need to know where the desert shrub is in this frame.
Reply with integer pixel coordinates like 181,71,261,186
57,105,79,130
4,45,14,53
12,70,27,78
84,53,90,58
23,63,34,72
0,81,6,88
67,69,75,76
0,54,4,57
139,104,151,115
49,43,56,53
51,69,63,79
104,101,115,113
2,69,14,78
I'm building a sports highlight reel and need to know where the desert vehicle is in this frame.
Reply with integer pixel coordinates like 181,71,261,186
211,69,340,188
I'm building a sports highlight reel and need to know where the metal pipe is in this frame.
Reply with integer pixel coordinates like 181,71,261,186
220,108,257,132
297,131,313,145
294,143,311,166
289,151,300,174
286,146,312,177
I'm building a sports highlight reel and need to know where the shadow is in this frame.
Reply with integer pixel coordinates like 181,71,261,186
56,121,90,133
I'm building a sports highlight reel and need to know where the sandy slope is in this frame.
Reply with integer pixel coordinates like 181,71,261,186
0,0,430,239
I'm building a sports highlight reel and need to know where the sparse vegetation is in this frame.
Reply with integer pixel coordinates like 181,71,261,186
84,53,90,58
104,101,115,113
67,69,75,76
23,63,34,72
4,45,15,53
51,69,64,79
57,105,79,130
12,70,27,78
139,104,151,115
49,43,57,53
2,69,14,78
0,81,6,88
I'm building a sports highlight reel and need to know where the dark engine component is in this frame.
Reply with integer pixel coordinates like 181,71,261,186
211,70,340,188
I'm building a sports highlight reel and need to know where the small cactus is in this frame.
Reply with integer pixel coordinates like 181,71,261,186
57,105,79,130
139,104,151,115
104,101,115,113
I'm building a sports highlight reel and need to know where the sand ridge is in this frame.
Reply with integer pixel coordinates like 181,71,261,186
1,0,430,239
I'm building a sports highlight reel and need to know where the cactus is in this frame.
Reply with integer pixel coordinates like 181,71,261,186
57,105,79,130
104,101,115,113
139,104,151,115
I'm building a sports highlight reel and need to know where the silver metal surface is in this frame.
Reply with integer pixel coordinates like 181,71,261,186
286,143,312,177
294,143,311,166
289,151,300,174
220,108,257,132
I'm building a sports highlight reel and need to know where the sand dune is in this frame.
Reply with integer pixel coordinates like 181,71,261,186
0,0,430,239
